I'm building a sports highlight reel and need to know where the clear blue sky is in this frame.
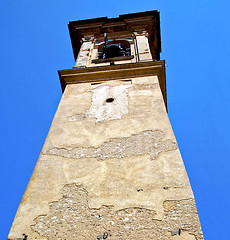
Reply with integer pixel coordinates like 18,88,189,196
1,0,230,239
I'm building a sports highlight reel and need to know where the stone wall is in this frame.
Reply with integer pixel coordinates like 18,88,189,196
8,76,203,240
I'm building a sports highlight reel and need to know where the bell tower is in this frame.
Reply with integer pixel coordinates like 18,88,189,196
8,11,204,240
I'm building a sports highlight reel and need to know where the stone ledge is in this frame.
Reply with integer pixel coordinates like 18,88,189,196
58,60,167,107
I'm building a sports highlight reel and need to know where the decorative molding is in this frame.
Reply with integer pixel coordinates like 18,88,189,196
58,60,167,108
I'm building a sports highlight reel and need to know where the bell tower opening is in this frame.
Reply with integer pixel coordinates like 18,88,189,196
98,38,131,59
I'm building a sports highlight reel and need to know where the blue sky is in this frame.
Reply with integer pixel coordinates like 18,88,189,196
1,0,230,239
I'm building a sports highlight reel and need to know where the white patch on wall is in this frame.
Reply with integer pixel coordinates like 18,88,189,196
87,85,131,122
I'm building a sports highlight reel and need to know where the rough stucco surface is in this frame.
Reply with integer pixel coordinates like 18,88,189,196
45,130,177,160
31,184,203,240
8,76,204,239
67,84,131,122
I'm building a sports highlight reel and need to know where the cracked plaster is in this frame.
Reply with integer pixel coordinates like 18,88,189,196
45,130,177,160
86,84,131,122
31,184,203,240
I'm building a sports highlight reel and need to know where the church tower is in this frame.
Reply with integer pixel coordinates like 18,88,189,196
8,11,204,240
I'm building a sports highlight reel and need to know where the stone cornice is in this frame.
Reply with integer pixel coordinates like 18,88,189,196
58,60,167,108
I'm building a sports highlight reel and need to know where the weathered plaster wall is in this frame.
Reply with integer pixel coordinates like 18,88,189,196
8,76,203,240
